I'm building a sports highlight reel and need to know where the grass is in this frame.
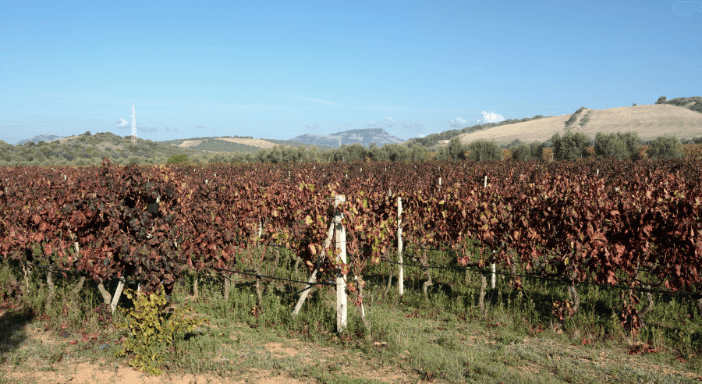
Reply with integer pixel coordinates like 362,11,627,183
0,245,701,383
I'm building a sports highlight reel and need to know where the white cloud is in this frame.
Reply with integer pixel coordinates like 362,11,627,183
384,117,395,127
364,120,378,127
477,111,505,124
419,134,426,138
115,118,129,128
449,117,467,127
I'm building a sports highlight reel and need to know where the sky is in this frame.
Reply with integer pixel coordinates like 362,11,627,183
1,0,701,145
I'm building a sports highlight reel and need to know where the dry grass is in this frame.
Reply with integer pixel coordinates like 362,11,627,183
216,138,280,149
456,104,702,146
174,139,203,148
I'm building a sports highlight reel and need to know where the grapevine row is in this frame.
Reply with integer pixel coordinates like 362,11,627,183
1,157,700,330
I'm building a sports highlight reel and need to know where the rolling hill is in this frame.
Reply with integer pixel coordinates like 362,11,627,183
452,98,702,147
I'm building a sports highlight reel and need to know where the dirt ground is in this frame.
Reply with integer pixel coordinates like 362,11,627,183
0,319,413,384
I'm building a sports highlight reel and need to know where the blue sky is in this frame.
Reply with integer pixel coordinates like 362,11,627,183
1,0,701,145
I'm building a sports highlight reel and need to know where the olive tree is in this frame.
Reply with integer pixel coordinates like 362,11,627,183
647,136,684,159
166,154,190,165
551,130,591,160
594,132,641,160
466,140,502,161
512,142,544,161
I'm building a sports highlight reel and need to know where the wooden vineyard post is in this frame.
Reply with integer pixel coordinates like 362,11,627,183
71,242,86,296
485,175,496,289
110,277,126,314
291,221,336,316
397,197,404,297
335,195,348,333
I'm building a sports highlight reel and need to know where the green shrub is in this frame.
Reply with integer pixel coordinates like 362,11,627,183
647,135,684,159
116,286,207,376
551,131,591,160
564,107,587,128
511,142,543,161
166,154,190,165
655,96,667,104
578,112,590,127
435,137,468,161
466,139,502,161
511,144,529,161
594,132,641,160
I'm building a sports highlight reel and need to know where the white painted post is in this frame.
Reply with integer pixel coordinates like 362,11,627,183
110,278,125,314
491,262,496,289
485,175,496,289
397,197,403,297
335,195,347,333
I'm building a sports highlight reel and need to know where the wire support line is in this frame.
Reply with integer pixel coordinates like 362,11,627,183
380,257,454,270
379,257,702,298
20,260,338,291
20,261,143,285
176,261,337,288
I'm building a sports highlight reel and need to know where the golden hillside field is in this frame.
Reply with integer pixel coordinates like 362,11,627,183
456,104,702,146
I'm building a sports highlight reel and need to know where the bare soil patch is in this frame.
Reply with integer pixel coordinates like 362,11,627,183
1,362,314,384
0,316,412,384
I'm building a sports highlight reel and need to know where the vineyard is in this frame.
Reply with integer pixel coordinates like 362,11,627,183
1,157,702,382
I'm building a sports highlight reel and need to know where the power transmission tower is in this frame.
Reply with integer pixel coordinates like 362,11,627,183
131,104,137,145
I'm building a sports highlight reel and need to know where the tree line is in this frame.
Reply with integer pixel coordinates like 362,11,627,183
0,129,697,168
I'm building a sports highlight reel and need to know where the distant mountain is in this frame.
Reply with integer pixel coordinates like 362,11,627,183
16,134,65,145
159,136,335,153
291,128,404,148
